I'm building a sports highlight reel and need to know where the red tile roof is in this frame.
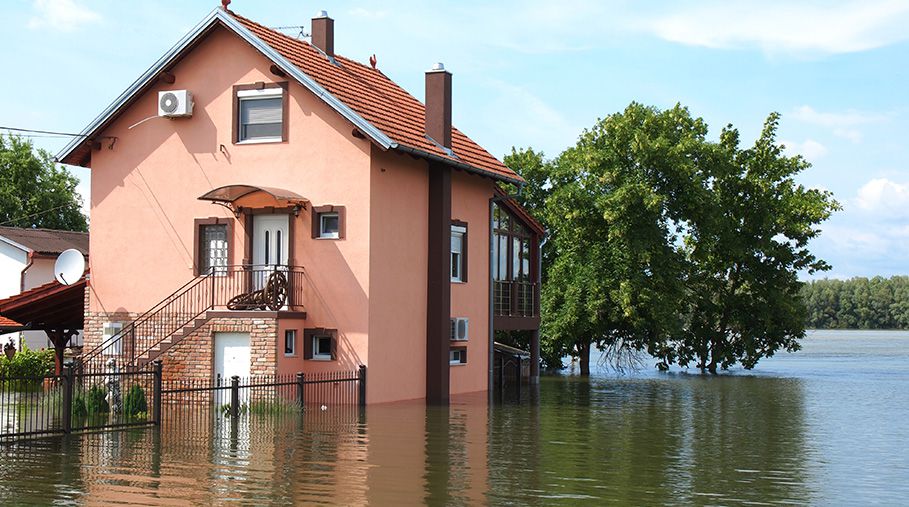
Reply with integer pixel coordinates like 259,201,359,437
0,226,89,256
0,316,23,329
232,13,522,183
0,277,87,330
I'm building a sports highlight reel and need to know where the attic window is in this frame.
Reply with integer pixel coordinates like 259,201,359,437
233,82,288,144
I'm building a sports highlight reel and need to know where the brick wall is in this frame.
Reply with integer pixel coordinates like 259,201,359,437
83,285,279,380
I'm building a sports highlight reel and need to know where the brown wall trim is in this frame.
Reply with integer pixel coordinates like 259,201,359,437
193,217,234,276
493,315,541,331
311,205,346,239
451,219,468,283
232,81,289,144
206,310,308,320
426,163,452,404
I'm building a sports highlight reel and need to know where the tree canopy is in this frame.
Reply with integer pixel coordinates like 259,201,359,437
801,276,909,329
0,134,87,231
509,103,839,374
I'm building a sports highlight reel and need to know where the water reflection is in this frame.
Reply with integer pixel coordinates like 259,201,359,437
0,371,829,505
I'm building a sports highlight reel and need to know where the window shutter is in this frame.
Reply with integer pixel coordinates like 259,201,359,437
241,98,283,124
330,333,338,361
303,332,313,359
461,348,467,364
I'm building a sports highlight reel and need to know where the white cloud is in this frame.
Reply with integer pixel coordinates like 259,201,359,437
28,0,100,32
855,178,909,217
790,105,889,143
642,1,909,55
782,139,828,161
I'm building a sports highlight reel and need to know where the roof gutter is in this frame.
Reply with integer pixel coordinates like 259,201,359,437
393,144,524,186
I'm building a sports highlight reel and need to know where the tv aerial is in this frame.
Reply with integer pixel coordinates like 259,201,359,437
54,249,86,285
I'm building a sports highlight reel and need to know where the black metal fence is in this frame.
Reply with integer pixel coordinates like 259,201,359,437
0,364,159,442
1,363,366,442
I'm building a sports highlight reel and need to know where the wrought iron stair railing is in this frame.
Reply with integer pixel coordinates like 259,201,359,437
78,265,304,373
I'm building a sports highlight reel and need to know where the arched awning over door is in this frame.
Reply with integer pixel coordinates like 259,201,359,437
198,185,309,215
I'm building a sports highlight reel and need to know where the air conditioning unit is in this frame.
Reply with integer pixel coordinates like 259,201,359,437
450,317,469,341
158,90,193,118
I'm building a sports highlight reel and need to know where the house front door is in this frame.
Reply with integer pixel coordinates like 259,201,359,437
214,332,250,403
252,214,289,289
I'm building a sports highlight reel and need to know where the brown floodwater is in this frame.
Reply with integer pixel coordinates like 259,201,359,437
0,330,907,505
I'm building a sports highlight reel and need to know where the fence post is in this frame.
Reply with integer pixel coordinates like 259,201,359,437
358,365,367,408
230,375,240,418
152,360,163,426
296,372,305,411
61,365,73,434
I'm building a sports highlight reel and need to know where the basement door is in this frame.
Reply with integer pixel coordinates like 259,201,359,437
252,214,289,290
214,332,250,394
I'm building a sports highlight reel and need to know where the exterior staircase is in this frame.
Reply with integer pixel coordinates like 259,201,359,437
78,265,304,373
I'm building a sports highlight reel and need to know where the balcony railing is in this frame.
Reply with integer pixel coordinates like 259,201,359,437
494,281,538,318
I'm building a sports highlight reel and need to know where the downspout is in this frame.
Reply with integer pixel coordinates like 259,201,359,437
20,251,34,292
533,230,548,383
488,196,495,402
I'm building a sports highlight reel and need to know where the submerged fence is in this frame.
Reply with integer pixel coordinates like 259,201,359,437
1,363,365,442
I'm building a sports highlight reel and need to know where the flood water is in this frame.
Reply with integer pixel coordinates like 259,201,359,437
0,330,907,505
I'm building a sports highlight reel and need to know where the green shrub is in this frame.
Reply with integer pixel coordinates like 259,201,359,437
72,394,87,418
0,343,55,379
123,384,147,417
86,385,109,414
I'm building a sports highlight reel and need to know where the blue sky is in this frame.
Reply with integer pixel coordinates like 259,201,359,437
2,0,908,279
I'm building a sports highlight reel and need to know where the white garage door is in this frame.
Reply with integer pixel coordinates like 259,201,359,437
214,332,250,385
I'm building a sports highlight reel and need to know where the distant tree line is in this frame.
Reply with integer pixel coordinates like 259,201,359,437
801,277,909,329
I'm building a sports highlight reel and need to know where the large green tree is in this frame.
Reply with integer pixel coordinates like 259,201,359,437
0,134,87,231
509,103,838,374
667,114,839,372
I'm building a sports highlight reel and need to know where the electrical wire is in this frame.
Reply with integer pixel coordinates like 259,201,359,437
0,203,79,227
0,127,88,137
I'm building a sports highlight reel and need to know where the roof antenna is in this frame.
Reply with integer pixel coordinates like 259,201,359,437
369,54,377,69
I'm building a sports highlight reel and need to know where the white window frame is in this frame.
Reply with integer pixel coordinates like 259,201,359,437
451,225,466,283
312,334,333,361
101,322,123,356
319,212,340,239
449,348,466,365
284,329,296,357
237,88,284,144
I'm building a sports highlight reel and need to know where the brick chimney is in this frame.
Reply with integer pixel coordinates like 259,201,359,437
425,63,452,149
311,10,334,57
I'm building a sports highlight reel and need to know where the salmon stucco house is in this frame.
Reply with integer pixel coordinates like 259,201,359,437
59,5,543,404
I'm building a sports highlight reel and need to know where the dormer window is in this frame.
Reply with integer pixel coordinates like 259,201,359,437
233,82,288,144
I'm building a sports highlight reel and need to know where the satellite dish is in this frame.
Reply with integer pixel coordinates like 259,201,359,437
54,249,85,285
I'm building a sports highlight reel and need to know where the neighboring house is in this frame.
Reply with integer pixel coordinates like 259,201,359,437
0,226,89,350
57,6,543,404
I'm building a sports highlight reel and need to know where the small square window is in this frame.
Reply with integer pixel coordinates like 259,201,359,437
313,335,332,360
102,322,123,356
320,213,340,239
284,330,296,356
449,348,467,365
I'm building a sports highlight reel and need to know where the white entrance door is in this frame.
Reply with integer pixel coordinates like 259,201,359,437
253,214,289,268
252,214,289,291
214,332,250,387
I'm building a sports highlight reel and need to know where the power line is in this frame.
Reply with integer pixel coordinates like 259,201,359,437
0,126,88,137
0,203,82,227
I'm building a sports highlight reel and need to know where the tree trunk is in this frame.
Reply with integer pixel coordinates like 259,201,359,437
578,340,591,376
